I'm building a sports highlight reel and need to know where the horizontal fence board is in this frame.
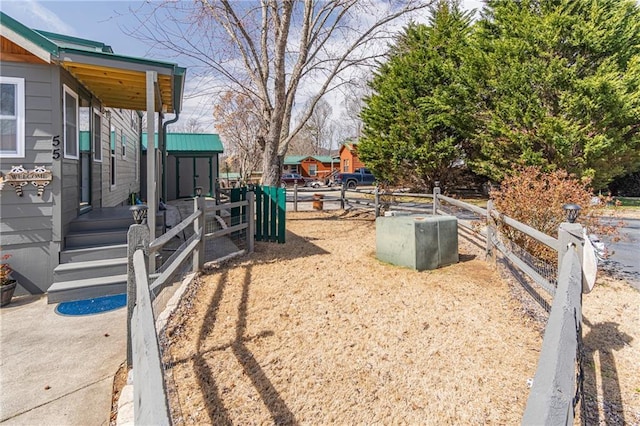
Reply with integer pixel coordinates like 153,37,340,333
437,194,487,217
149,234,200,294
387,191,434,199
490,210,558,251
132,250,170,425
388,205,433,214
205,222,248,239
149,210,201,252
493,238,556,296
211,200,248,211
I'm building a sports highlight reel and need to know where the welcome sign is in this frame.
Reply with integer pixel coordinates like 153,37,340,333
0,165,53,196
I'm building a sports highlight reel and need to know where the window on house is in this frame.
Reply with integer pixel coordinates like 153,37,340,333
63,85,79,159
93,109,102,162
309,164,317,176
121,133,126,158
343,159,349,172
0,76,25,158
110,126,116,187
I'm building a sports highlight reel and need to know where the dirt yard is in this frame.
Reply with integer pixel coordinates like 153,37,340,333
162,210,640,425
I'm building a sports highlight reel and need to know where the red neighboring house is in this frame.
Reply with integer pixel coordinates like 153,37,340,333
339,140,366,173
282,155,339,181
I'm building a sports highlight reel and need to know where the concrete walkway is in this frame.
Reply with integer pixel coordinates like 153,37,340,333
0,295,126,425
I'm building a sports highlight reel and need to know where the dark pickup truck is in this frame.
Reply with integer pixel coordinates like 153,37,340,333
334,168,376,189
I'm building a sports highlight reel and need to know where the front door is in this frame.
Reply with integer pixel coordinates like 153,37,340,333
79,102,92,213
177,156,212,197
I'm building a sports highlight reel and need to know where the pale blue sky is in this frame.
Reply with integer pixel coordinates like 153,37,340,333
0,0,486,132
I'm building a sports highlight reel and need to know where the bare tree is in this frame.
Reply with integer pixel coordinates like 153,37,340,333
129,0,431,185
300,98,335,155
171,117,204,133
340,73,371,140
213,91,263,183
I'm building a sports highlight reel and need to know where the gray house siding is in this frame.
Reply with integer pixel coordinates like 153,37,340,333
58,69,91,244
0,62,56,294
101,108,140,207
0,63,142,295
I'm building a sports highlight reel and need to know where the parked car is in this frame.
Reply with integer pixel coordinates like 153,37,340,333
334,168,376,189
280,173,320,188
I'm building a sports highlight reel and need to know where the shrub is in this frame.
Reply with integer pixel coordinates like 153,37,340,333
0,253,13,285
490,166,616,264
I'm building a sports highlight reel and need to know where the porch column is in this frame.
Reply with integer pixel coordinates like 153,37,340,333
146,71,157,251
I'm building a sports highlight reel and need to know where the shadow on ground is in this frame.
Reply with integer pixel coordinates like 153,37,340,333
581,318,633,425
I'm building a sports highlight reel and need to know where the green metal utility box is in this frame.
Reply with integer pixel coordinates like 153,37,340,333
376,214,459,271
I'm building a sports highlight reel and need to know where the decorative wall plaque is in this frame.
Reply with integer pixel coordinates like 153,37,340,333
0,165,53,197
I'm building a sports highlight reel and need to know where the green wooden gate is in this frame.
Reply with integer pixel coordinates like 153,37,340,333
229,185,286,243
254,185,286,243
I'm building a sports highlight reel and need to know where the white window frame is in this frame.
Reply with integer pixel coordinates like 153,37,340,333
309,163,317,176
110,125,116,189
121,133,127,159
0,76,25,158
92,108,102,162
63,85,79,159
134,133,139,181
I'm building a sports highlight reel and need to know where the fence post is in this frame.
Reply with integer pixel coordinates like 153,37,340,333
215,179,220,205
522,243,583,425
126,222,150,368
374,186,380,217
293,182,298,212
432,182,440,215
193,195,205,272
486,200,495,262
557,221,583,278
247,190,255,252
341,182,346,209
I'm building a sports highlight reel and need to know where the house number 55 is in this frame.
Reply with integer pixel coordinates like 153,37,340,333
52,135,61,160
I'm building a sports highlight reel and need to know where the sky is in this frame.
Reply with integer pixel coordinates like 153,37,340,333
1,0,486,134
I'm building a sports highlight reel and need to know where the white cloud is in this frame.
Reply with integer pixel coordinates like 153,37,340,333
2,0,77,35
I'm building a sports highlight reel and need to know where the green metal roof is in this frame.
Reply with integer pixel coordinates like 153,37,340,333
34,29,114,53
142,133,224,153
220,172,241,179
284,155,336,165
283,156,306,165
0,12,58,56
1,11,186,114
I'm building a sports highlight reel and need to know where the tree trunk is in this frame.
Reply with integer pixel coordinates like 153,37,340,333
261,138,281,187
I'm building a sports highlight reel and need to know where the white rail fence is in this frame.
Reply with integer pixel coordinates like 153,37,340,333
329,183,588,425
126,182,587,425
126,194,254,425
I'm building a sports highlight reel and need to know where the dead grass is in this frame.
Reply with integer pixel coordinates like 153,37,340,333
581,274,640,425
162,209,640,425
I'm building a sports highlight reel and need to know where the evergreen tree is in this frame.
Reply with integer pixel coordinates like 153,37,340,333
471,0,640,188
359,0,476,189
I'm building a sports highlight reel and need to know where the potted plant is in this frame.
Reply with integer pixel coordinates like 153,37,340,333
1,253,17,307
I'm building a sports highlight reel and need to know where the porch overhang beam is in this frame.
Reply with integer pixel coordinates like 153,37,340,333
146,70,158,259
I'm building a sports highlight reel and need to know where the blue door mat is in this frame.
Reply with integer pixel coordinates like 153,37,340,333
56,294,127,316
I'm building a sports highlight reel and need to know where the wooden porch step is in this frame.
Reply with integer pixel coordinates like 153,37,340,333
65,229,129,249
47,274,127,304
60,244,128,263
53,257,127,282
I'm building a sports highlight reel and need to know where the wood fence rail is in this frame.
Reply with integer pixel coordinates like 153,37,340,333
126,192,256,425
